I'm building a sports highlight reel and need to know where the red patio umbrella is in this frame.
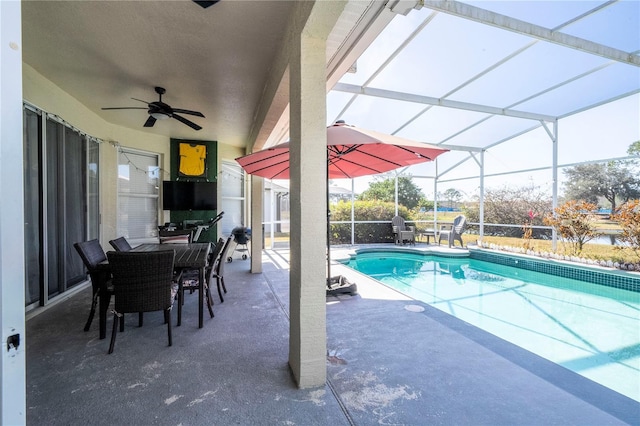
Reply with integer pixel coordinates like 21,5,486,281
236,121,449,293
237,121,448,180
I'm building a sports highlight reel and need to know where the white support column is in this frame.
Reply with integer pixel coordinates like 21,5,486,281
269,185,276,249
540,119,559,250
288,3,337,388
1,1,27,423
479,150,485,240
433,160,438,226
350,179,355,245
250,175,263,273
394,173,399,216
551,120,559,251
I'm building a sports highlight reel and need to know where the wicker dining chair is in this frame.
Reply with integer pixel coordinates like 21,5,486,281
106,250,177,354
176,239,224,325
109,236,132,252
209,235,234,303
73,239,114,336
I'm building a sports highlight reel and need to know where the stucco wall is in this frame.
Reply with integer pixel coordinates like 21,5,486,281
23,65,246,246
24,65,172,245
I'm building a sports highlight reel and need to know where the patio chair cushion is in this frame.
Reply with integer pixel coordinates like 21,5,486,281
160,235,190,244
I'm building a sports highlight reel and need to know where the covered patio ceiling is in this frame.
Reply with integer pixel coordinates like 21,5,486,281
20,0,390,149
321,0,640,195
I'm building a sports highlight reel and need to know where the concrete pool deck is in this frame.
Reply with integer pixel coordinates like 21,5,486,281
26,245,639,425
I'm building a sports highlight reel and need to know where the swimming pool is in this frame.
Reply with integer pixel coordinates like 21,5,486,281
346,251,640,402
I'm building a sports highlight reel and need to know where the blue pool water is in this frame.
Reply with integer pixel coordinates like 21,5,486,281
346,251,640,401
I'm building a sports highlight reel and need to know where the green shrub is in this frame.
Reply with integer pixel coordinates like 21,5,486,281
330,200,412,244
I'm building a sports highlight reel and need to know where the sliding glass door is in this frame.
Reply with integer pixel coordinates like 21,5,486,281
24,106,100,307
23,108,41,306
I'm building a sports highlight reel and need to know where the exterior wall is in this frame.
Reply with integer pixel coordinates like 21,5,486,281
217,142,246,239
23,65,171,246
218,143,245,174
23,64,244,250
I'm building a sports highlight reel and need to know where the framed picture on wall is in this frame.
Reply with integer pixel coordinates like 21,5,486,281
179,142,207,177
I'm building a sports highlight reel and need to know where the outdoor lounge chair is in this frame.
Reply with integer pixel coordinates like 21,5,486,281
391,215,415,245
438,215,466,248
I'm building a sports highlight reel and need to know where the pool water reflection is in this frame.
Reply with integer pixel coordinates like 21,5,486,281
347,252,640,402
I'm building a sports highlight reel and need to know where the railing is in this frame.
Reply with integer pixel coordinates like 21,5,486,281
263,219,555,246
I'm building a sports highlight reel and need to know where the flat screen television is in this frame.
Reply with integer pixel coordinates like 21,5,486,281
162,181,217,211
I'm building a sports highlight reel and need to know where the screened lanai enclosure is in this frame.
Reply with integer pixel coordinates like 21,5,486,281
264,0,640,244
8,1,639,422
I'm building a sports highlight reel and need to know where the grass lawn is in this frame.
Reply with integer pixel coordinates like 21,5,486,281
417,212,638,265
463,234,639,265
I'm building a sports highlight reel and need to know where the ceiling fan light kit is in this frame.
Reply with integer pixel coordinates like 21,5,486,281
102,86,205,131
151,112,170,120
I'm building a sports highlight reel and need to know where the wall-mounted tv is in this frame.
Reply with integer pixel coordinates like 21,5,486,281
162,181,217,211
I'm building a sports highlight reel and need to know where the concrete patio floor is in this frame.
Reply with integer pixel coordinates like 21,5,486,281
26,245,639,425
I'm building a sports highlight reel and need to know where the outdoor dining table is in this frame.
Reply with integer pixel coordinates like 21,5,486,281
131,242,211,328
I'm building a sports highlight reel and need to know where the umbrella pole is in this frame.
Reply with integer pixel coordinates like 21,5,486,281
325,152,357,296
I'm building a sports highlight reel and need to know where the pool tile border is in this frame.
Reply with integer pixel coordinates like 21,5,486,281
469,247,640,293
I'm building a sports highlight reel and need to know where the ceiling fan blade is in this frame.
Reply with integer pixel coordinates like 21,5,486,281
172,113,202,131
131,98,151,105
102,107,148,110
143,116,157,128
172,108,205,118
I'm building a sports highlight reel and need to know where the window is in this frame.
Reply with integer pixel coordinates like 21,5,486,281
220,161,245,235
117,149,160,242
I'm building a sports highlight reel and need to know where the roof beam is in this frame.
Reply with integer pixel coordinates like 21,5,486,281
436,143,483,153
333,82,557,122
423,0,640,67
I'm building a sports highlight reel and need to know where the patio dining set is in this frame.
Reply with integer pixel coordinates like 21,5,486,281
72,221,242,354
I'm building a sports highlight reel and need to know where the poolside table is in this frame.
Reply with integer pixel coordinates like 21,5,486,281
420,229,436,244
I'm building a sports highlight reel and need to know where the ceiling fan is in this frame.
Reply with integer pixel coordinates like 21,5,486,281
102,86,205,131
193,0,220,8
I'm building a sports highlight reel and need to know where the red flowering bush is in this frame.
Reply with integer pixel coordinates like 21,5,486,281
543,200,598,255
612,199,640,260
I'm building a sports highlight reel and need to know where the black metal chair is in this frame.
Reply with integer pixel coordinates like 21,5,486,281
109,236,132,252
106,250,177,354
73,239,114,339
210,235,234,302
